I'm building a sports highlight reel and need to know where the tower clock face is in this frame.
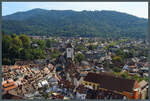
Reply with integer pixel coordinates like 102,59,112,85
67,48,71,52
68,48,71,52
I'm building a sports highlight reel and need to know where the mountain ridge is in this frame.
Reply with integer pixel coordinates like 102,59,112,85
3,8,148,19
2,8,148,38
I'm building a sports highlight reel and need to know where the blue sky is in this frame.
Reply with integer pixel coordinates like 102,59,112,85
2,2,148,18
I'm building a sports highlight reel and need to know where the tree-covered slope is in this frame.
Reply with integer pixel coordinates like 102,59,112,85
2,8,148,38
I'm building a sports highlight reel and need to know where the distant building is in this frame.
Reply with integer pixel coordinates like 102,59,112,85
38,80,49,88
2,80,17,92
2,92,23,99
76,85,87,99
122,64,129,71
31,43,38,48
138,80,148,99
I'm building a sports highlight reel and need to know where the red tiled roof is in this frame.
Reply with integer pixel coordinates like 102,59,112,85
84,72,136,93
3,82,15,87
128,65,137,68
3,85,17,91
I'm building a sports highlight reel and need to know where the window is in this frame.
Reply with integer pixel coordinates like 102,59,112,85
93,85,95,89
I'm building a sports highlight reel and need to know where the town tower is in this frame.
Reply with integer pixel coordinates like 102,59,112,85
66,43,74,61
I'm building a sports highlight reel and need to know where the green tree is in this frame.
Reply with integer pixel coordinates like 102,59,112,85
132,74,148,82
2,34,47,65
2,35,12,54
77,45,86,51
123,52,130,59
12,36,23,48
132,74,140,81
120,72,131,79
11,33,17,38
31,49,46,59
112,56,123,67
116,49,124,56
37,40,46,49
75,53,85,62
19,34,31,48
112,67,122,73
131,49,135,57
103,60,110,69
2,31,5,37
88,45,97,50
20,49,31,60
9,45,21,59
2,58,11,65
52,49,60,58
8,36,23,60
46,39,52,48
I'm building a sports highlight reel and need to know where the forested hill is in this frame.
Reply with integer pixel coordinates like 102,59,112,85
2,8,148,38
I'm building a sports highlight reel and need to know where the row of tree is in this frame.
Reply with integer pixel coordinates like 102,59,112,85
2,33,48,65
112,71,148,82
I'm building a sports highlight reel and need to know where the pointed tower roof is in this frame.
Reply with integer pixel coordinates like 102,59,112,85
66,43,72,48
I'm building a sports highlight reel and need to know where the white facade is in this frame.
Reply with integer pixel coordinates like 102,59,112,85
84,85,93,89
66,48,74,59
76,92,86,99
66,73,71,82
73,78,79,87
38,80,49,88
38,83,42,88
